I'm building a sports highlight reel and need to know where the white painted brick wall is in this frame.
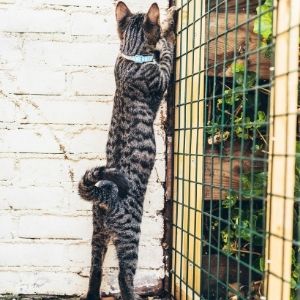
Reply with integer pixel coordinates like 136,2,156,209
0,0,169,296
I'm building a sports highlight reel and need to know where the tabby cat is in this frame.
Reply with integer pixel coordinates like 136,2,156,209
78,2,176,300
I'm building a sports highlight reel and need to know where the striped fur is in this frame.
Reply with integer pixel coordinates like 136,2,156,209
78,3,176,300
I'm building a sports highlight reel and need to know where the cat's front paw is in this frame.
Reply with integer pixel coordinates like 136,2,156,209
166,6,177,23
162,6,177,43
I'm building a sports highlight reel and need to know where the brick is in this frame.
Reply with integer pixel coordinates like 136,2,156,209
140,216,164,242
0,158,15,181
69,158,107,184
0,37,22,66
66,127,108,154
0,125,110,154
144,182,165,214
0,0,15,3
69,187,95,211
0,268,162,295
0,8,67,33
128,0,169,12
0,127,61,153
0,66,65,95
16,158,70,185
17,214,163,244
0,271,88,295
149,158,166,183
29,0,112,7
23,41,119,67
0,186,67,210
0,0,169,296
18,215,92,239
73,243,164,270
71,12,116,36
15,157,106,186
29,0,168,11
18,98,113,125
0,243,69,267
0,99,16,123
1,127,165,158
100,268,163,294
0,215,17,238
137,246,164,269
69,67,115,95
154,128,166,155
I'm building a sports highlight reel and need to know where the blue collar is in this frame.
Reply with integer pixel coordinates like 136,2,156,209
120,53,156,64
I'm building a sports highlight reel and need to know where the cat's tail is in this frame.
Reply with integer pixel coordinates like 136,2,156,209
78,167,129,208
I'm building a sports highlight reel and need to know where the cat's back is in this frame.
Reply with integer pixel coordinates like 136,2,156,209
115,58,158,94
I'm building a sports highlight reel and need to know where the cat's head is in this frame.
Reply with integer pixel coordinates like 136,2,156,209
115,2,161,55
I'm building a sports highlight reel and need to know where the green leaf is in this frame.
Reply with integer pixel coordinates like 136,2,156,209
232,61,245,73
245,72,257,87
254,0,273,40
206,121,221,135
222,193,238,208
232,61,256,87
264,0,273,6
221,89,243,105
291,278,297,289
258,111,266,122
259,257,265,272
244,117,252,129
292,248,296,265
235,72,244,86
241,172,268,199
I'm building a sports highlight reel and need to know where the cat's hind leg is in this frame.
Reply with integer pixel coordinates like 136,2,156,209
115,233,140,300
81,225,110,300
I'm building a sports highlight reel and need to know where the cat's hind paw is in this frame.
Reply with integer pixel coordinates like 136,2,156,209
80,294,100,300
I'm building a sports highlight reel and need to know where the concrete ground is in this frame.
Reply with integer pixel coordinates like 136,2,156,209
0,296,165,300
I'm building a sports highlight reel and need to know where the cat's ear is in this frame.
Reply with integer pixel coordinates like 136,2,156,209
116,1,132,23
116,1,132,38
145,3,160,26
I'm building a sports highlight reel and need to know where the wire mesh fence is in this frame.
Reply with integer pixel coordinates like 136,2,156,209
170,0,300,299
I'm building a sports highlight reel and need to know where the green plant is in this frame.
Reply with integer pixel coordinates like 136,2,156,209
291,141,300,299
253,0,273,58
207,60,268,148
204,1,300,298
291,248,300,300
295,141,300,198
253,0,273,41
220,174,265,256
204,3,271,292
